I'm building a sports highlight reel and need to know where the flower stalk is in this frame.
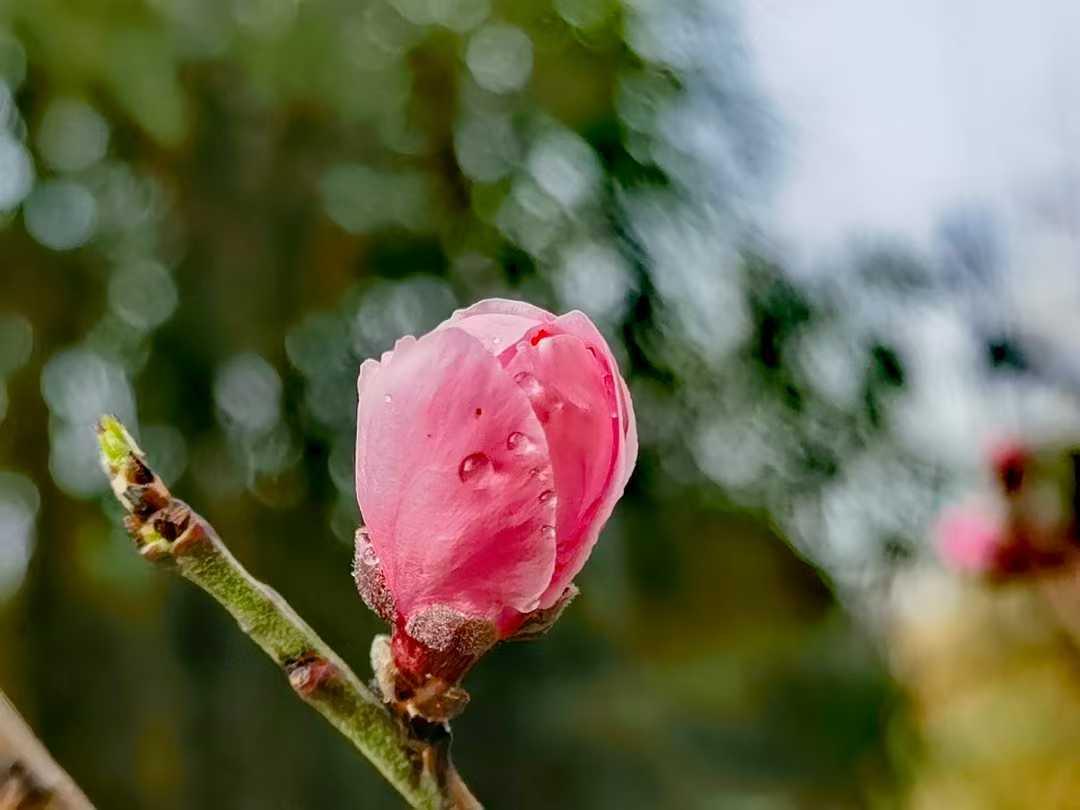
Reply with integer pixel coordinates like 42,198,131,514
95,416,478,810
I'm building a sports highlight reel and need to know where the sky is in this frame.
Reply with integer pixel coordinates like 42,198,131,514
744,0,1080,268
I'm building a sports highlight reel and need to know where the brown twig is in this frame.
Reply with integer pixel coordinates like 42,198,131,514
0,691,94,810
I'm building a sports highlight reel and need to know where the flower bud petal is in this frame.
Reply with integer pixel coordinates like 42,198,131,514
502,332,621,606
356,326,557,623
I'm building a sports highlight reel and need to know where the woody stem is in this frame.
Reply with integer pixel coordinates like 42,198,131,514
95,415,478,810
0,690,95,809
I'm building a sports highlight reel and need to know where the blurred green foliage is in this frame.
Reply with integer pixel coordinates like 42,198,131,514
0,0,919,807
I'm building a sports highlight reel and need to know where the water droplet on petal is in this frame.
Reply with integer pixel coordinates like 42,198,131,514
512,371,561,421
506,431,538,454
540,524,556,542
538,489,554,503
492,336,501,345
383,394,393,403
458,452,493,484
517,373,538,397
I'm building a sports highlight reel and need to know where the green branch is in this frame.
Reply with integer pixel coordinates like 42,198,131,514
96,416,479,809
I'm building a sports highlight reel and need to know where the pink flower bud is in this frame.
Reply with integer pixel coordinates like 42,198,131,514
934,499,1071,579
936,503,1009,576
354,299,637,682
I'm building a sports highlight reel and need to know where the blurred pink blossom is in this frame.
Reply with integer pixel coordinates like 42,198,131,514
935,502,1009,576
354,299,636,681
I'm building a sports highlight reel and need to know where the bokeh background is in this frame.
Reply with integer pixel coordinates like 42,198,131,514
3,1,1080,807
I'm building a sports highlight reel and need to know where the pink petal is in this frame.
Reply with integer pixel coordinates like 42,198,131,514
617,374,639,490
449,298,556,323
439,313,541,354
437,298,552,355
500,317,634,607
356,327,557,620
502,334,616,588
545,310,638,489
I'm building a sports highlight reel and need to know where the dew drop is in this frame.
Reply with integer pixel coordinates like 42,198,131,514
506,431,537,453
458,451,492,484
492,336,501,345
513,370,543,396
513,371,560,422
540,524,556,543
538,489,554,503
383,394,392,403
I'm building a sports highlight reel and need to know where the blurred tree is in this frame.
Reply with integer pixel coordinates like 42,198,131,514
0,1,920,807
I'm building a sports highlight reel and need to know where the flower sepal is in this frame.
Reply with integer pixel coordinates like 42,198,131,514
505,585,579,642
370,634,473,723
